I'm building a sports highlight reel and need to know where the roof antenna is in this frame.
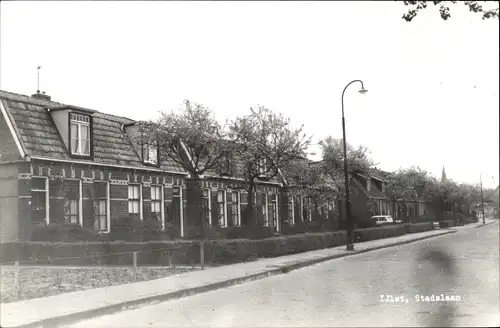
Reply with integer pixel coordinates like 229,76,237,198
37,66,41,93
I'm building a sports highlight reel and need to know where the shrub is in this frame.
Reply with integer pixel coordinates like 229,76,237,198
410,214,437,223
1,230,348,266
30,223,100,242
404,222,434,233
353,225,406,242
439,220,455,228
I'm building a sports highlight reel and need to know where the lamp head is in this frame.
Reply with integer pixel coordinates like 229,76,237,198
359,87,368,94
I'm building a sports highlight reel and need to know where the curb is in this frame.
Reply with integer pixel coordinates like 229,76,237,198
10,230,456,328
474,221,496,228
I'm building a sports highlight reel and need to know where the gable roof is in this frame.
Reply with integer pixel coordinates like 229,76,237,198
0,90,186,174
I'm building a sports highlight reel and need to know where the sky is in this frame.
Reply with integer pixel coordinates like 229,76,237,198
1,1,498,189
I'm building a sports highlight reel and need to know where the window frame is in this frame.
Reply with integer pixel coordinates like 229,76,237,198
142,144,160,167
68,112,93,159
288,194,295,225
128,183,143,220
30,176,50,225
93,181,110,233
150,185,162,215
230,191,240,226
217,189,227,227
63,178,83,226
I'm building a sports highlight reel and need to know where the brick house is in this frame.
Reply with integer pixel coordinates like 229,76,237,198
280,159,339,227
0,90,189,243
179,148,285,234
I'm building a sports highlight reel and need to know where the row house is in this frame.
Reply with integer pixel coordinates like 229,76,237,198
280,159,338,226
0,89,319,242
0,90,188,242
180,150,285,234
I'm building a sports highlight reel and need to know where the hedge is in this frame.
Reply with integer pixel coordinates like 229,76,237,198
439,220,455,228
404,222,434,233
353,224,406,242
0,231,348,266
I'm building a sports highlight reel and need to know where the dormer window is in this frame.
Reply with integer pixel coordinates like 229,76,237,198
258,158,267,175
70,113,91,156
143,145,158,165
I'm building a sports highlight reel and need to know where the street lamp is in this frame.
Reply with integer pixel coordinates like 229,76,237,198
341,79,367,251
480,173,485,224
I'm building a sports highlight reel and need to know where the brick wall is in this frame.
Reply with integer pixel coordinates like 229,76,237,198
0,163,20,242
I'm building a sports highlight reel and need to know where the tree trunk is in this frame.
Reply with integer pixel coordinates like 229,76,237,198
243,179,256,227
185,175,204,238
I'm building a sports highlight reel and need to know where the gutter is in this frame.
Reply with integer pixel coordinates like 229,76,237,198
29,156,189,175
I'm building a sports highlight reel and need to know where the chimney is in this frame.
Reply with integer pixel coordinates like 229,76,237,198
31,90,51,101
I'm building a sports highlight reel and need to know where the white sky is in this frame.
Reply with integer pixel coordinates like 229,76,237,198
1,1,498,189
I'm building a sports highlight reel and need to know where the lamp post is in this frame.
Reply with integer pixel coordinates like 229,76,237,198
341,80,367,251
480,173,485,224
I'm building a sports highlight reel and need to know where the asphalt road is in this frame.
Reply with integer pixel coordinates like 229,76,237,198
69,223,499,327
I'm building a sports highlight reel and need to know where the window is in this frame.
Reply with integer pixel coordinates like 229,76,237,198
288,196,294,225
151,185,162,216
260,193,268,226
220,152,231,175
31,177,48,223
202,189,211,226
143,145,158,165
367,179,371,191
93,182,108,232
230,191,239,226
64,180,80,224
258,158,267,175
328,199,334,211
240,191,248,220
70,113,91,156
269,194,278,229
217,190,226,227
128,184,140,214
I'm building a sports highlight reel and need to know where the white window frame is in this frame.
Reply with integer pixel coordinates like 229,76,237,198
217,190,227,227
300,196,304,222
174,186,184,237
289,195,295,225
70,113,91,156
63,178,83,226
128,184,143,220
143,145,158,165
264,192,269,226
272,193,279,232
203,188,212,227
93,181,110,233
237,191,242,226
150,185,162,216
230,191,240,227
31,176,50,225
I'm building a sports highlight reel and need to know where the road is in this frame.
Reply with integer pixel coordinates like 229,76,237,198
69,223,499,327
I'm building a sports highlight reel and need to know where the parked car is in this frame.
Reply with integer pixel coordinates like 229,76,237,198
371,215,401,225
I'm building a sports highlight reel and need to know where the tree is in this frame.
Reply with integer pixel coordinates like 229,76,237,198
282,158,339,203
229,106,310,227
402,1,499,22
132,100,232,231
320,136,377,184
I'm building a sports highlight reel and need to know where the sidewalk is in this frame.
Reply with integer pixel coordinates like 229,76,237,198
0,229,458,328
